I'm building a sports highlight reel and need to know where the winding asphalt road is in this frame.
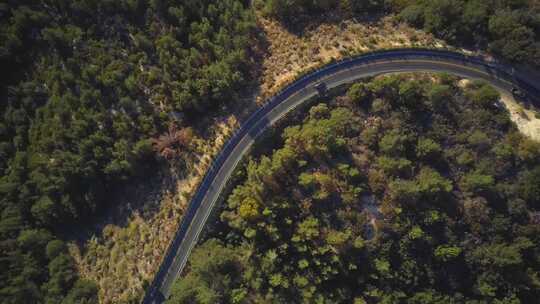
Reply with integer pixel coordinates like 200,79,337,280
142,49,540,304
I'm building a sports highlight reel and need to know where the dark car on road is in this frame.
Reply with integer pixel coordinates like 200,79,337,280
315,82,327,96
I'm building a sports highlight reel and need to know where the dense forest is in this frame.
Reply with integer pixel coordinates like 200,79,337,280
2,0,539,303
260,0,540,64
170,74,540,303
0,0,256,303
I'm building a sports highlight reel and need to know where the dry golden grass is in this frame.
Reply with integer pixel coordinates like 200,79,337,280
69,116,239,304
256,12,447,102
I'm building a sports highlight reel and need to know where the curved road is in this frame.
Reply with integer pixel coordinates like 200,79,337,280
142,49,540,304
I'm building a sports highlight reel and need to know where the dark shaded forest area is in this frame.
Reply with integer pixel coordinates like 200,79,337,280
260,0,540,64
0,1,256,303
171,74,540,303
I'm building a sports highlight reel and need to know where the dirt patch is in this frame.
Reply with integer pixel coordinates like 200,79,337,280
499,93,540,141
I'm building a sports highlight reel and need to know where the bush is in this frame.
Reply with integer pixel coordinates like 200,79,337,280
61,280,98,304
46,240,66,260
378,156,412,176
467,130,490,150
379,129,409,156
347,83,370,105
460,171,494,193
423,0,463,41
389,178,420,204
517,137,540,163
416,167,453,196
416,138,442,160
427,84,452,111
371,98,388,113
398,5,425,27
456,149,476,167
492,142,514,160
519,166,540,209
469,84,500,108
434,245,462,262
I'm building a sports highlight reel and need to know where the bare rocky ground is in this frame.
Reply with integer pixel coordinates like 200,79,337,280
69,10,540,304
499,93,540,141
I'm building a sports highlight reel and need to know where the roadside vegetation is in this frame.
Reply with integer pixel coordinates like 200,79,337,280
259,0,540,65
171,74,540,303
0,1,256,303
255,10,446,102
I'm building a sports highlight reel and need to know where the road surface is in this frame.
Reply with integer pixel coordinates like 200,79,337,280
142,49,540,304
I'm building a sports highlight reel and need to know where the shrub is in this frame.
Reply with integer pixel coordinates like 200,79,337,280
517,137,540,163
519,166,540,209
416,167,453,196
460,171,494,193
427,84,452,111
416,138,442,160
467,130,490,150
469,84,500,108
378,156,412,176
398,5,425,27
379,129,409,156
46,240,66,260
347,83,370,105
434,245,462,262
